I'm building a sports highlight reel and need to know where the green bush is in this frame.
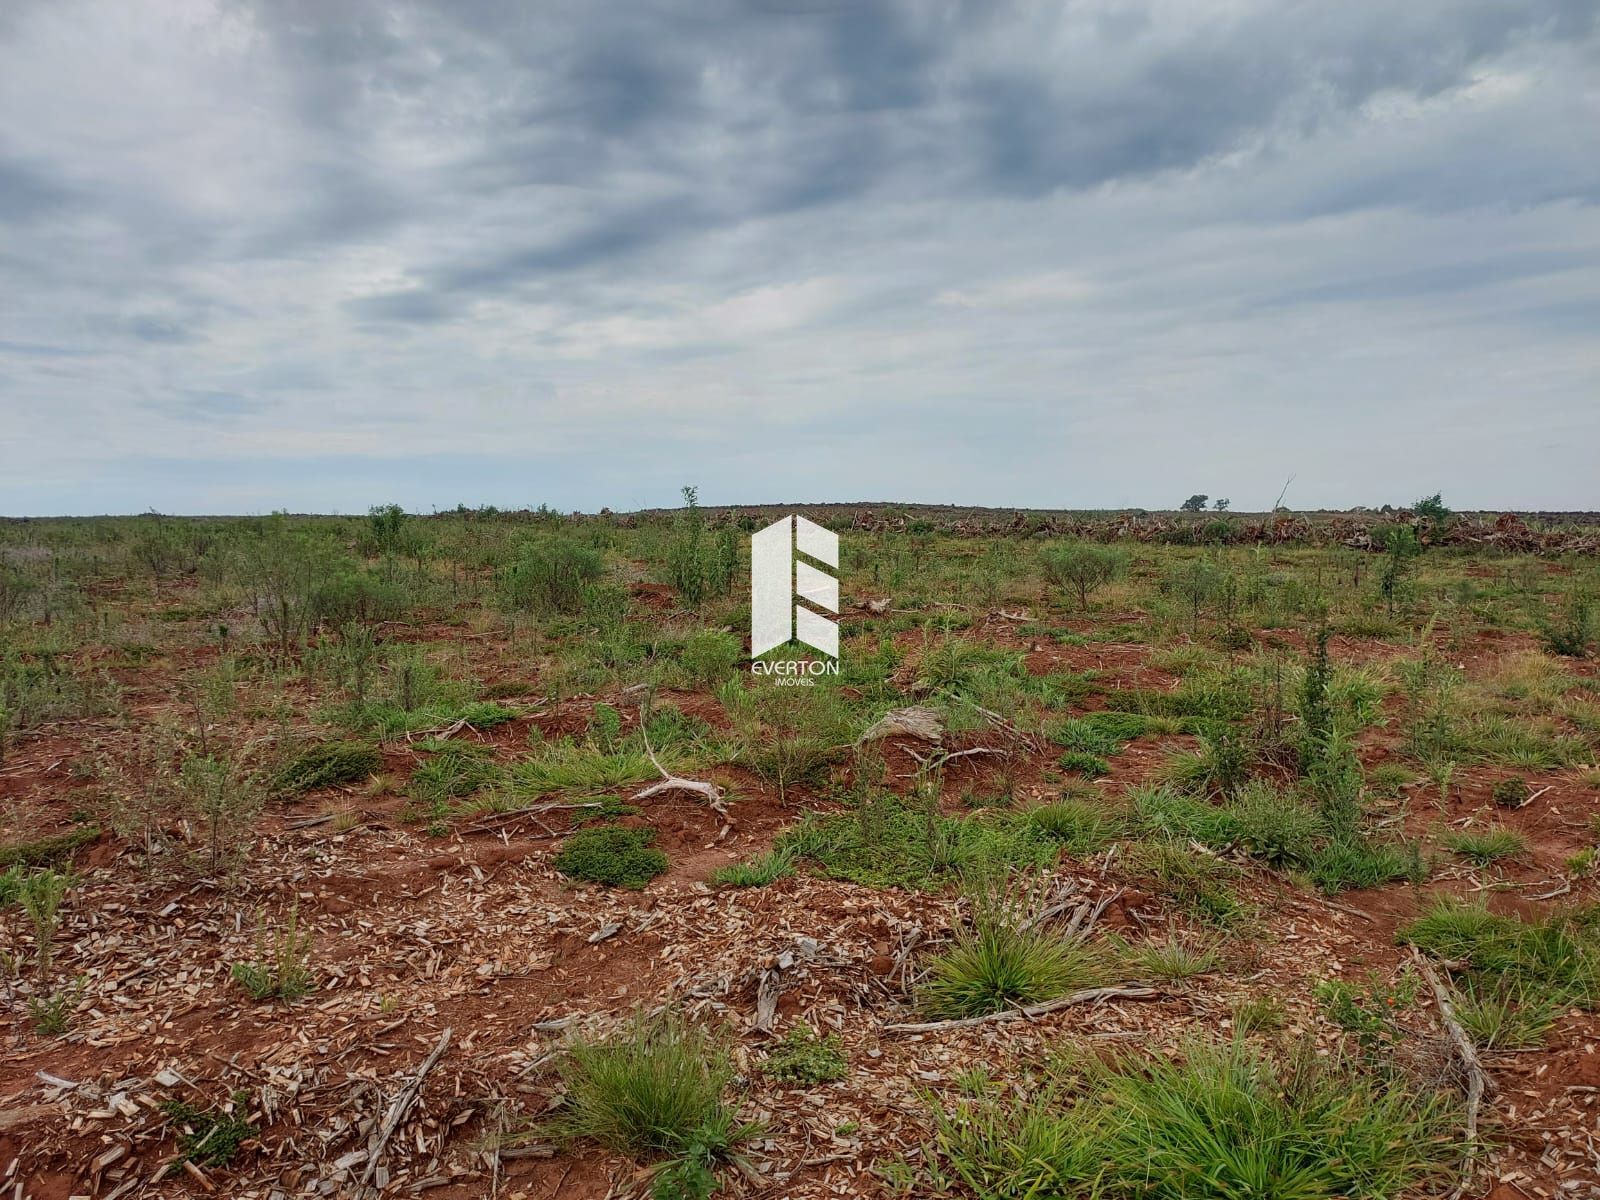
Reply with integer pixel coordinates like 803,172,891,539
270,741,380,796
500,537,604,616
554,825,669,889
1538,590,1594,658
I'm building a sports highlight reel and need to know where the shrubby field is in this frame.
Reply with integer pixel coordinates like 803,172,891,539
2,497,1599,1198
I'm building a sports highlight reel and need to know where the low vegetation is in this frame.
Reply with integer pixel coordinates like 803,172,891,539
1,500,1596,1192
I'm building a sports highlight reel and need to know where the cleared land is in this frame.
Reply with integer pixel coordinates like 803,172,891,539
2,504,1599,1199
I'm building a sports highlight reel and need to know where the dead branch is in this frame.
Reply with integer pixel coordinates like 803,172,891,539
1062,887,1123,940
634,690,728,816
882,984,1160,1034
1411,952,1492,1195
359,1026,452,1193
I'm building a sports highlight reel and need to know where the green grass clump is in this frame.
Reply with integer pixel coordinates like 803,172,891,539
1126,839,1246,926
1400,898,1600,1006
918,918,1108,1020
1132,784,1241,845
545,1011,758,1196
270,741,379,796
760,1024,847,1084
1056,749,1110,777
777,795,1057,890
1024,796,1121,854
1443,825,1528,865
1454,981,1562,1050
407,745,500,808
163,1092,258,1168
554,825,669,889
1305,836,1426,893
928,1037,1457,1199
1118,933,1219,981
1049,711,1161,759
353,699,518,739
511,741,660,795
710,847,795,888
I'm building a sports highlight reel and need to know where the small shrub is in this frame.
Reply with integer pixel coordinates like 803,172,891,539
1490,776,1529,808
554,825,668,889
1536,590,1593,658
760,1024,847,1084
27,980,82,1035
1315,969,1421,1063
162,1091,258,1168
500,537,604,617
1039,542,1129,611
231,908,315,1002
18,867,72,978
270,741,380,796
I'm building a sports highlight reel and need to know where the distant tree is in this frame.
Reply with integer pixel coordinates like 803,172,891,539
1214,498,1230,512
1412,492,1451,522
1180,494,1209,513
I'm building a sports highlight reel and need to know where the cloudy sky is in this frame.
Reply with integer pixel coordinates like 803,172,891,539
1,0,1596,516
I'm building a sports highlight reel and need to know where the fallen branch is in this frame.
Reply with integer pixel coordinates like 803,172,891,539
882,984,1159,1034
359,1026,452,1193
635,690,728,817
1411,952,1492,1196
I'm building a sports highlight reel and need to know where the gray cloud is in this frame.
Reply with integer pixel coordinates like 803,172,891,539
1,0,1598,513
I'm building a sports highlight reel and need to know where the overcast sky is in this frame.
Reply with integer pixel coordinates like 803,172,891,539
1,0,1596,516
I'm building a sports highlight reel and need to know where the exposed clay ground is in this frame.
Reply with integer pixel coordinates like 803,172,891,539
3,530,1600,1200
